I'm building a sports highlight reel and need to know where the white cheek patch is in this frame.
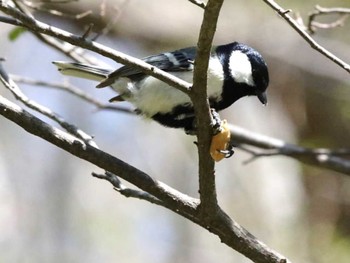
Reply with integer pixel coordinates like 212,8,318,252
229,51,254,86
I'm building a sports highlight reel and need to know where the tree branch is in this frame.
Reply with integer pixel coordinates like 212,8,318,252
9,67,350,176
1,1,325,261
0,1,192,93
92,171,164,206
308,5,350,34
11,70,350,176
192,0,223,219
230,125,350,175
0,62,97,146
0,94,199,216
0,94,291,263
11,0,98,64
10,74,134,114
262,0,350,74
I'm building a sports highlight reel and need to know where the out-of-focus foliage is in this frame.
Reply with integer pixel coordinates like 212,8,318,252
8,27,27,41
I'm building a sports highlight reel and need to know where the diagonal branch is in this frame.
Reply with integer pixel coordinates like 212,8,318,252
0,62,97,146
0,94,291,263
0,93,199,217
11,0,97,64
262,0,350,74
0,1,192,94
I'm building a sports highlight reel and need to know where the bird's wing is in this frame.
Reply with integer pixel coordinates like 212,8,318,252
97,47,197,88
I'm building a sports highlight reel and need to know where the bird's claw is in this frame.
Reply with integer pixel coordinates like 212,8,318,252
219,146,235,158
210,108,223,135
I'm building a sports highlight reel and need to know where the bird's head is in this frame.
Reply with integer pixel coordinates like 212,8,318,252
216,42,269,105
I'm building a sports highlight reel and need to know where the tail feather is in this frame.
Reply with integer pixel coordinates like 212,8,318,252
52,61,112,82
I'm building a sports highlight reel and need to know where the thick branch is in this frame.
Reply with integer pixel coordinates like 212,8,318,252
192,0,223,218
0,95,291,263
0,94,199,215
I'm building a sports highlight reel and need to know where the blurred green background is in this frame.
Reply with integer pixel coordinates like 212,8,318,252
1,0,350,262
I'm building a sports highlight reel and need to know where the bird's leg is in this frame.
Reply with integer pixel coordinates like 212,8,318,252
188,109,234,161
210,108,223,135
185,109,222,135
209,111,235,161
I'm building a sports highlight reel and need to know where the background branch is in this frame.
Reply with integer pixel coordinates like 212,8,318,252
308,5,350,34
10,74,135,114
0,1,192,93
0,62,97,146
230,125,350,175
262,0,350,73
12,0,99,64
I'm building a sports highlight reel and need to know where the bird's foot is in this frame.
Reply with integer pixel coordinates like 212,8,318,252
210,119,234,162
210,108,223,135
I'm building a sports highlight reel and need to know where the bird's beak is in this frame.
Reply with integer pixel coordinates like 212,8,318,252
257,91,267,105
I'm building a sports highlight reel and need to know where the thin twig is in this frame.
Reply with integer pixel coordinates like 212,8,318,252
0,1,192,94
262,0,350,73
11,0,105,65
230,124,350,175
308,5,350,34
21,0,93,19
92,0,131,41
92,172,164,205
10,74,135,114
0,62,97,147
0,15,23,26
12,69,350,176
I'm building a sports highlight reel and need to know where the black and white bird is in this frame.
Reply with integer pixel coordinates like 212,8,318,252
53,42,269,134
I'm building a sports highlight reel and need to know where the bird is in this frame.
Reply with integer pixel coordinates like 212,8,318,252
53,42,269,135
